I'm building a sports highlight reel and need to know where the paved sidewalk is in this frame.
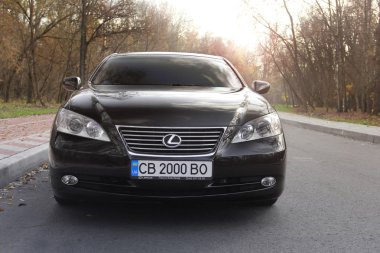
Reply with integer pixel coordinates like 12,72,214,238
0,132,50,187
0,132,50,160
0,115,54,187
0,114,54,142
279,112,380,144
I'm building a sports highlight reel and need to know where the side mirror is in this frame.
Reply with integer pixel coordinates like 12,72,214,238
250,80,271,94
63,76,81,91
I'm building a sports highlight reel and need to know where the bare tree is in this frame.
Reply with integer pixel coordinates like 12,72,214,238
374,0,380,114
79,0,137,81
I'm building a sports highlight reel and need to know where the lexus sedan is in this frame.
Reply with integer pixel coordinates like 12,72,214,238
49,52,286,206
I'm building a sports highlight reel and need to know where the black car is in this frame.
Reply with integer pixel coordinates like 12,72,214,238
49,52,286,206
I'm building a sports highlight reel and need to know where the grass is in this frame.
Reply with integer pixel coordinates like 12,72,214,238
317,114,380,126
274,104,380,127
0,101,59,119
273,104,295,113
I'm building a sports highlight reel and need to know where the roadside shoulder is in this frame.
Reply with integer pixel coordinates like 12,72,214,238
278,112,380,144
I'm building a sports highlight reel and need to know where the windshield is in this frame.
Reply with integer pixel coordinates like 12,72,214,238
91,55,243,89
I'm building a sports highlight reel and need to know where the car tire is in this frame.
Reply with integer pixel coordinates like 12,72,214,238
54,196,75,205
253,198,278,206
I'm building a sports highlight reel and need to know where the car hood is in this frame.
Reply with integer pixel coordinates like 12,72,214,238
65,87,272,127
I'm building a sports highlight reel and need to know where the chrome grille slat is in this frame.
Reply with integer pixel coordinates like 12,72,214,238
118,126,225,156
124,138,218,142
125,138,163,142
121,130,221,134
132,147,213,151
127,143,215,147
123,134,220,138
179,139,218,142
122,134,164,138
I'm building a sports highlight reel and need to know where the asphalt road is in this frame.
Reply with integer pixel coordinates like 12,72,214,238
1,124,380,253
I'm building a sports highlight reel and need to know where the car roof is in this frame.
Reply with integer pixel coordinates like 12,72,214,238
111,52,224,61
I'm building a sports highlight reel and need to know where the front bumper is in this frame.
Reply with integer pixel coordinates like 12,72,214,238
49,132,286,202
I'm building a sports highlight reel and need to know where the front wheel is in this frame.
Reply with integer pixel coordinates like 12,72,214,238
253,198,278,206
54,195,76,206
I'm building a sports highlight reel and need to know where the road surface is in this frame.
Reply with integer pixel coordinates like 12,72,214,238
0,124,379,253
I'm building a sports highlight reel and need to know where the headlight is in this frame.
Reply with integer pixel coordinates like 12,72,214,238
232,112,282,143
56,108,110,142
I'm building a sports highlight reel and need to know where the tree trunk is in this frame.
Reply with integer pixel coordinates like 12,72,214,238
374,1,380,115
335,0,345,113
27,60,34,103
283,83,289,105
4,75,11,102
26,0,35,104
79,0,87,82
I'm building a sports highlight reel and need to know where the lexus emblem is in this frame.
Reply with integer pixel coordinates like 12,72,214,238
162,134,182,148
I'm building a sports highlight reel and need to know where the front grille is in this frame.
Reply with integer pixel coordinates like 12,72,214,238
118,126,225,156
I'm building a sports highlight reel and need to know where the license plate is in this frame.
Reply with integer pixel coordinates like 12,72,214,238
130,160,212,180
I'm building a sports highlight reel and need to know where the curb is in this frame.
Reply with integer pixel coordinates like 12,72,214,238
0,144,48,188
280,117,380,144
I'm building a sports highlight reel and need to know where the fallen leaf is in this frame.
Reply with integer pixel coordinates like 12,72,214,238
0,208,4,212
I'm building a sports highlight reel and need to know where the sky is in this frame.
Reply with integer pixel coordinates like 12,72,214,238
151,0,311,49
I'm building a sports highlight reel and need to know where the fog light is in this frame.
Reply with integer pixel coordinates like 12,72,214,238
261,177,276,187
61,175,78,186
